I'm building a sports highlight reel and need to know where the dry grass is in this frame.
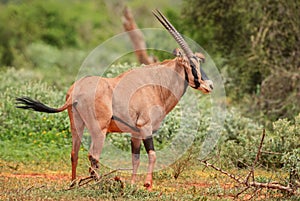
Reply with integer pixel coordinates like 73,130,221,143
0,161,298,201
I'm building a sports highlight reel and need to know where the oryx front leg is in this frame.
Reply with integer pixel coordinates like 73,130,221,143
130,137,141,184
143,136,156,191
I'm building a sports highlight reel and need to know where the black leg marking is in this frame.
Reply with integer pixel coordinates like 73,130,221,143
131,139,141,155
143,137,155,153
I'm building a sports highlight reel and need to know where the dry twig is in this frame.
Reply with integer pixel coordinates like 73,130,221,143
244,129,266,184
25,185,46,193
67,168,132,190
199,129,297,198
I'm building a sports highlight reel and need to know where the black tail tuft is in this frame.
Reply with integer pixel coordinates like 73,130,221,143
15,97,59,113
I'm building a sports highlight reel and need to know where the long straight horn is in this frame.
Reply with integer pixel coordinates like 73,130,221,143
152,9,194,58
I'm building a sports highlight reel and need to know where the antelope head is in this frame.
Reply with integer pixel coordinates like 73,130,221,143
153,9,214,94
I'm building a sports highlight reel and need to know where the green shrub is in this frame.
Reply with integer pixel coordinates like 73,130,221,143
182,0,300,121
261,114,300,169
213,110,299,172
23,42,86,85
0,0,113,67
209,109,300,187
215,109,262,168
0,68,71,165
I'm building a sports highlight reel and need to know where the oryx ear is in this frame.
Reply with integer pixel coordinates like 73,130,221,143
195,52,205,63
173,48,183,57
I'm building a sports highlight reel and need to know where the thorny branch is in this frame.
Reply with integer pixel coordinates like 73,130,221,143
244,129,266,184
201,159,243,184
67,168,132,190
199,129,297,198
25,184,46,193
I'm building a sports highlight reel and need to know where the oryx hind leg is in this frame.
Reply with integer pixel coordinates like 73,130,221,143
85,122,107,179
68,107,85,184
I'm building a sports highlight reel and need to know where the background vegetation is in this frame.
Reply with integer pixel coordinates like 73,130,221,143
0,0,299,200
182,0,300,122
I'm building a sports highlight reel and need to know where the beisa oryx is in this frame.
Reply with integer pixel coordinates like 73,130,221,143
16,10,214,190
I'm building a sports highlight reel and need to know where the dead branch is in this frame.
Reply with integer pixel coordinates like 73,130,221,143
94,168,132,185
67,168,132,190
247,187,262,201
248,181,294,193
200,160,296,196
260,151,283,155
122,6,156,65
7,164,19,171
244,129,266,184
78,175,94,187
199,129,297,198
25,184,46,193
201,160,243,184
235,186,251,199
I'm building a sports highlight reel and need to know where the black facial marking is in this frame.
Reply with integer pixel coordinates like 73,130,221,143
190,60,201,88
183,68,189,93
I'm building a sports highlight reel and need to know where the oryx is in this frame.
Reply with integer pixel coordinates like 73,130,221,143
16,10,213,190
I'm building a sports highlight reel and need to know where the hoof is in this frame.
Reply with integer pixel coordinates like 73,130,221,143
69,180,77,188
144,182,152,191
89,167,100,180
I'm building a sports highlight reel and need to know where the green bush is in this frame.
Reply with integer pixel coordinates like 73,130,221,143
164,109,300,195
259,114,300,169
213,109,262,168
0,0,113,67
182,0,300,120
23,42,86,85
282,148,300,187
212,110,300,185
0,68,71,164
